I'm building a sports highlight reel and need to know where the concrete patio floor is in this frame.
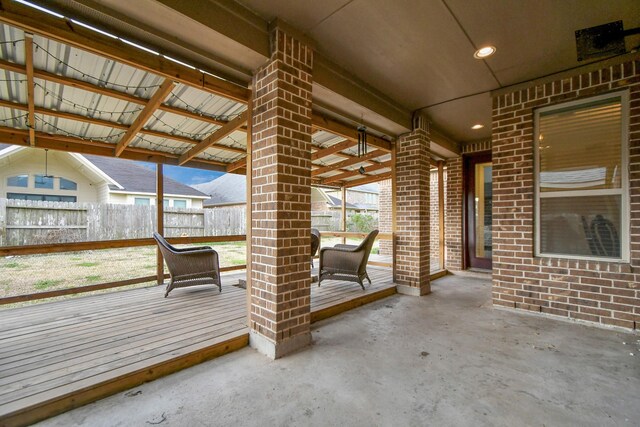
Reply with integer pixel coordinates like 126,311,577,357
37,275,640,427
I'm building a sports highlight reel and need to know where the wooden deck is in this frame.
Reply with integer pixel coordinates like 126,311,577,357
0,266,395,426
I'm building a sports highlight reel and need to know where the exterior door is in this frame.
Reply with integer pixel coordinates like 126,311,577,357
465,153,492,270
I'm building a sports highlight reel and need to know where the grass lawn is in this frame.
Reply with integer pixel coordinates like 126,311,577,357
0,237,380,309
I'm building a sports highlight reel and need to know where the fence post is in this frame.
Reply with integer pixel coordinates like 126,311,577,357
0,198,6,247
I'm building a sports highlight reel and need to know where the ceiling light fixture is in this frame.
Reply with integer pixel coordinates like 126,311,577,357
473,46,496,59
471,124,484,130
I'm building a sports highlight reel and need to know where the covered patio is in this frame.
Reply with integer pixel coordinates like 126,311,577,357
35,275,640,426
0,267,396,425
0,0,638,426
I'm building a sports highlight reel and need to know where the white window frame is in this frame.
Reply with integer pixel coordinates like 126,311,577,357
534,90,630,263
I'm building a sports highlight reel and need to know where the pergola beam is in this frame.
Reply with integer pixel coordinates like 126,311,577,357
312,149,385,177
0,126,227,171
0,1,250,103
312,114,393,152
24,34,35,146
310,139,355,161
115,79,176,156
226,156,246,173
0,99,246,155
178,110,248,165
322,160,393,184
343,172,392,188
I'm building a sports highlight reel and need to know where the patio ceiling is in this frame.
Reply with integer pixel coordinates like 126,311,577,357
42,0,639,147
0,4,395,187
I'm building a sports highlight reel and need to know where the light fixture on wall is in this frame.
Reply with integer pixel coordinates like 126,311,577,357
357,124,367,157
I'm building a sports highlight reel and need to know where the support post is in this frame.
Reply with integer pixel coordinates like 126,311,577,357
245,88,253,320
438,160,445,271
341,186,347,244
249,24,314,359
394,114,431,296
156,164,164,285
24,33,35,146
391,143,397,282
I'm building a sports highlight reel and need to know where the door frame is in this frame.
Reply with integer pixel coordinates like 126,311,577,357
464,151,492,270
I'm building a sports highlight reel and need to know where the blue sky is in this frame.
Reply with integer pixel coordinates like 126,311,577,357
139,163,224,186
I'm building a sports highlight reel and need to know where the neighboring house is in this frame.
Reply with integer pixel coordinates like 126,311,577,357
194,173,374,213
324,183,379,213
0,145,208,208
194,174,379,231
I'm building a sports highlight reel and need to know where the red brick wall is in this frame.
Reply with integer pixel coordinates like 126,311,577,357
492,58,639,330
250,26,313,353
395,115,431,294
378,179,392,256
445,157,463,271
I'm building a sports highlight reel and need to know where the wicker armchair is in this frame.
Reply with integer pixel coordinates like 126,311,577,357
153,232,221,298
318,230,378,290
311,228,321,267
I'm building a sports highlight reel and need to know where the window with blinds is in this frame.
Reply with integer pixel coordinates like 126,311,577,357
535,91,629,261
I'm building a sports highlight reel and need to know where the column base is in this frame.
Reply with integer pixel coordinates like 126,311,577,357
396,283,431,296
249,330,312,360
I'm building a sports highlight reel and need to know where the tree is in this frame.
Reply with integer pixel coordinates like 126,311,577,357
347,213,377,233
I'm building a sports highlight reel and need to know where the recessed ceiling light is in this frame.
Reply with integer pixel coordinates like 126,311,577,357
471,124,484,130
474,46,496,59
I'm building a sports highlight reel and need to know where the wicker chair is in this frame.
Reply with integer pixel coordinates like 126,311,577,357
318,230,378,290
311,228,321,267
153,232,221,298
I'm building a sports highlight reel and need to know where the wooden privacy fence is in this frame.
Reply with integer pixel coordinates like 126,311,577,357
0,199,246,246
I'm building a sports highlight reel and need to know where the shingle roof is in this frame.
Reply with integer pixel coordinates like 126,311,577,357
81,154,207,197
193,173,246,206
326,194,358,209
195,174,361,209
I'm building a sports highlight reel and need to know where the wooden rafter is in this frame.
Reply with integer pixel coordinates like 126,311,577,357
312,114,392,152
312,149,385,177
114,79,175,156
0,100,245,155
0,1,250,103
179,111,248,165
310,139,355,161
0,126,227,171
322,160,393,184
0,58,229,126
226,156,247,172
343,172,392,188
24,34,35,146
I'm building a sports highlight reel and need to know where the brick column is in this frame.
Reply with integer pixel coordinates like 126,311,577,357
378,179,393,256
249,24,313,359
394,115,431,295
445,157,463,271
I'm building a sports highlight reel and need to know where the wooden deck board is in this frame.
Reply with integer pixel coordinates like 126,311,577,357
0,267,395,426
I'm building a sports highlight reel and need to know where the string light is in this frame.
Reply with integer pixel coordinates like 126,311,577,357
0,38,25,46
168,92,245,121
0,114,28,124
36,82,143,117
35,116,124,142
33,42,161,91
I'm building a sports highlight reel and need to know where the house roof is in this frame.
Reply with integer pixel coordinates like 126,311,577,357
196,173,361,209
194,173,246,206
326,194,358,210
81,154,208,198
